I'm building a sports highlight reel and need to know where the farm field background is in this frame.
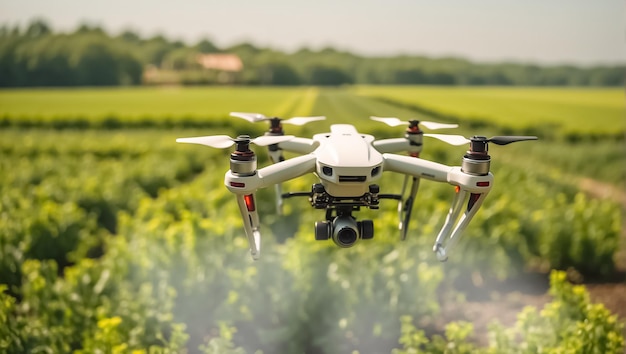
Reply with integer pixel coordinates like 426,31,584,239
1,86,623,131
1,86,624,353
354,86,625,137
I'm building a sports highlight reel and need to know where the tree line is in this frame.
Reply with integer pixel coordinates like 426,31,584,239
0,19,623,87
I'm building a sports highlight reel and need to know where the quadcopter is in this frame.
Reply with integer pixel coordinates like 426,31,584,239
177,112,537,261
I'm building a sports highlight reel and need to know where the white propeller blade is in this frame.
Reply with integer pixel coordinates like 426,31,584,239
282,116,326,126
423,134,470,146
420,121,459,130
176,135,294,148
232,112,325,126
252,135,295,146
176,135,237,148
230,112,268,123
370,116,458,130
370,116,407,127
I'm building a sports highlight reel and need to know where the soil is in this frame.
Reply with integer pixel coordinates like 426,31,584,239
430,271,626,347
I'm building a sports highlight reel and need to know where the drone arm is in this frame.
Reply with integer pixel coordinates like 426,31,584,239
382,154,450,183
225,154,317,194
257,154,317,188
278,138,319,155
373,138,421,154
265,138,316,214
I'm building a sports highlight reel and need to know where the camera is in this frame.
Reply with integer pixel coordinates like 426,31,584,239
315,216,374,247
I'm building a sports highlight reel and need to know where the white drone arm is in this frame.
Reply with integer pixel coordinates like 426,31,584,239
383,154,493,260
373,138,421,154
225,154,317,259
225,154,317,194
383,154,450,182
262,138,318,215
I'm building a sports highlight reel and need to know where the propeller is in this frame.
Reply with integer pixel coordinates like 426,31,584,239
370,116,458,130
424,134,538,146
230,112,326,126
176,134,295,149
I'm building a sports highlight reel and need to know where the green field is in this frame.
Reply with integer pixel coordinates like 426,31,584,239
1,86,624,353
0,86,623,136
0,87,318,128
0,87,316,118
354,86,625,136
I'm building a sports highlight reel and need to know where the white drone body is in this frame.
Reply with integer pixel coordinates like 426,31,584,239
177,113,537,261
312,125,383,197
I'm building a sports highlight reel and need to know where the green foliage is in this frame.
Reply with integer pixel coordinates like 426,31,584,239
0,23,142,87
395,317,477,354
448,165,622,279
394,271,625,354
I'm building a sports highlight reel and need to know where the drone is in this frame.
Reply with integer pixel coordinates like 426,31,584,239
177,112,537,261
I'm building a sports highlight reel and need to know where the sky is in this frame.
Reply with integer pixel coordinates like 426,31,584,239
0,0,623,66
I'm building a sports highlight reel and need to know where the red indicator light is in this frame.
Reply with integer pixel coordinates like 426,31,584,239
455,185,460,193
476,181,490,187
230,182,246,188
244,194,256,212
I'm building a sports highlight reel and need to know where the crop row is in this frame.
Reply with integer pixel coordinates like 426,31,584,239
2,86,624,136
354,86,625,138
0,129,217,293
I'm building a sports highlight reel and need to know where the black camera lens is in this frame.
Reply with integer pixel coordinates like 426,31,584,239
337,227,357,245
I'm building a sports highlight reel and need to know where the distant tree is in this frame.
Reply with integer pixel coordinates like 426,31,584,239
483,71,512,85
195,39,218,53
309,65,353,86
435,72,458,85
1,18,624,87
141,35,173,66
75,23,106,35
162,47,199,70
588,67,624,86
118,30,141,43
226,43,262,59
69,38,124,85
25,19,51,37
258,62,301,85
394,69,427,84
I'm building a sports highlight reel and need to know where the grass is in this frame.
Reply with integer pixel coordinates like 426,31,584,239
2,86,622,137
353,86,625,136
0,86,313,120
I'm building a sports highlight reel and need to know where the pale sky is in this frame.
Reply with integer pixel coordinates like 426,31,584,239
0,0,623,65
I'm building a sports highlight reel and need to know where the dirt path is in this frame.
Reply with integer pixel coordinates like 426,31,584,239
432,273,626,347
579,177,626,209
